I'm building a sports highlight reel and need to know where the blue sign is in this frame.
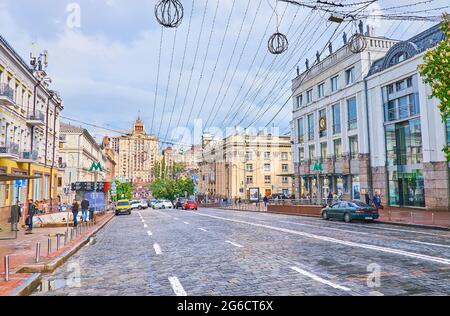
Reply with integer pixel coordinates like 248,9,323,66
85,191,106,211
15,179,27,188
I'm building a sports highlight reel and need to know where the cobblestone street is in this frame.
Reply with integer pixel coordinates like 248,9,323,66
32,208,450,296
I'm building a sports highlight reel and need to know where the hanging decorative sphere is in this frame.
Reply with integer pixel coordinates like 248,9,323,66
155,0,184,28
348,33,367,54
268,32,288,55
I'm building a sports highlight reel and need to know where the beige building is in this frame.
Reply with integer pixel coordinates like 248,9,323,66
1,34,64,238
58,123,116,202
113,118,159,185
199,132,293,200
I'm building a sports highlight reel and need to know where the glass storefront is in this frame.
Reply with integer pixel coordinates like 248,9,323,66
385,118,425,207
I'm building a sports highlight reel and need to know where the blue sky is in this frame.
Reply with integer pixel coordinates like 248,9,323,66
0,0,446,146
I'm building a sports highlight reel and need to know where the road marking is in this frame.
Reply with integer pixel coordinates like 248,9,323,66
168,277,187,296
184,221,190,225
411,240,450,248
280,220,371,236
147,230,152,236
225,240,244,248
291,266,350,292
174,217,179,220
194,213,450,265
198,228,208,232
153,243,162,255
144,224,148,228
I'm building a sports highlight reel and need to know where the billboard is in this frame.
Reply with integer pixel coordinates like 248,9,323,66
249,188,260,202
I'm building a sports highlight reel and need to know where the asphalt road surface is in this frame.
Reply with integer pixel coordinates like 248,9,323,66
32,208,450,296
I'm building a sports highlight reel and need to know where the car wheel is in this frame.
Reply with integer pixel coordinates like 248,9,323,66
115,212,119,216
139,206,142,210
322,211,329,220
344,213,352,223
128,211,132,215
162,205,165,209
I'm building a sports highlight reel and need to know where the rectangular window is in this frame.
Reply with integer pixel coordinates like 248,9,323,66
308,114,315,141
331,75,339,92
297,118,304,143
245,151,253,160
307,89,313,103
245,164,253,172
309,145,315,160
347,97,357,130
332,103,341,134
295,94,303,108
320,143,327,161
246,176,253,185
345,67,355,85
282,164,289,173
264,176,271,184
334,139,342,160
264,164,271,172
349,136,358,159
264,152,271,160
281,152,288,161
317,83,325,98
282,176,289,184
299,147,305,162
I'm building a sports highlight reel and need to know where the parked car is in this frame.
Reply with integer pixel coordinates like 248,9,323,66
115,200,131,216
152,200,173,209
183,200,198,211
148,198,158,208
130,200,141,210
174,198,186,209
321,200,379,223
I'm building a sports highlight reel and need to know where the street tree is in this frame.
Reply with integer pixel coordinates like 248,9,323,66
419,13,450,161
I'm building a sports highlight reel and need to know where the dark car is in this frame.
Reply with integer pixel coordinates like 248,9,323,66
321,200,379,223
174,198,186,209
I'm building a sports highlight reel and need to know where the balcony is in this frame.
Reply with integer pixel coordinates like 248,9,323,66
0,84,16,107
0,143,20,158
26,111,46,127
18,151,38,162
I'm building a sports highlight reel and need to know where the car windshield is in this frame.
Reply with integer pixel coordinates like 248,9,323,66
118,202,129,206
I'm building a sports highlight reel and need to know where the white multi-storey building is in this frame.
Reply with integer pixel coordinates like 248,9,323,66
291,26,396,202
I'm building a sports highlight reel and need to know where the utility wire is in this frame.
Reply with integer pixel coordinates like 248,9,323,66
151,26,164,135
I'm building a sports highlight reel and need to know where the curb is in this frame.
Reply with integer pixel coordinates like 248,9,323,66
221,208,450,231
8,273,42,297
17,213,115,274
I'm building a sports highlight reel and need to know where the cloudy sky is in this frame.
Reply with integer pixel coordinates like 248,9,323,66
0,0,447,146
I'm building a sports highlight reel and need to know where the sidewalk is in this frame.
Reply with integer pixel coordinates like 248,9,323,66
0,212,115,296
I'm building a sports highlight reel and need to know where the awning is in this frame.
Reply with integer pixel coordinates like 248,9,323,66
0,174,41,182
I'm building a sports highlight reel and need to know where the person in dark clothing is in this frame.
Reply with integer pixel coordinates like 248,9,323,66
263,196,269,207
365,193,371,206
26,199,36,233
71,200,80,227
81,199,90,222
327,192,333,206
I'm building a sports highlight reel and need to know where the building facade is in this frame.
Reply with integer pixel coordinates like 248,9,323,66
291,27,396,203
199,132,293,200
113,118,159,185
0,34,64,237
58,123,115,203
366,24,449,210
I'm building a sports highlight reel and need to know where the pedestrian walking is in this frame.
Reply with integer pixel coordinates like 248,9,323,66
71,200,80,227
327,192,333,206
263,195,269,207
89,206,95,222
26,199,36,233
10,199,22,232
81,198,89,222
373,193,382,210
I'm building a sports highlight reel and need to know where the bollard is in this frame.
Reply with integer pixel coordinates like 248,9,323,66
410,211,414,224
35,242,41,263
57,235,61,251
64,231,68,246
432,212,435,225
4,256,10,281
47,238,52,256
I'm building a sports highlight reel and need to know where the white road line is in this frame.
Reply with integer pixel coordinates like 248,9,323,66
144,224,148,228
184,221,190,225
198,228,208,232
168,277,187,296
147,230,152,236
411,240,450,248
174,217,179,220
280,220,371,236
291,266,351,292
194,213,450,265
153,243,162,255
225,240,244,248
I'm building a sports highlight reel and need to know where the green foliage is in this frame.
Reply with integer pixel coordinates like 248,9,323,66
150,176,195,201
112,180,132,200
419,13,450,161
